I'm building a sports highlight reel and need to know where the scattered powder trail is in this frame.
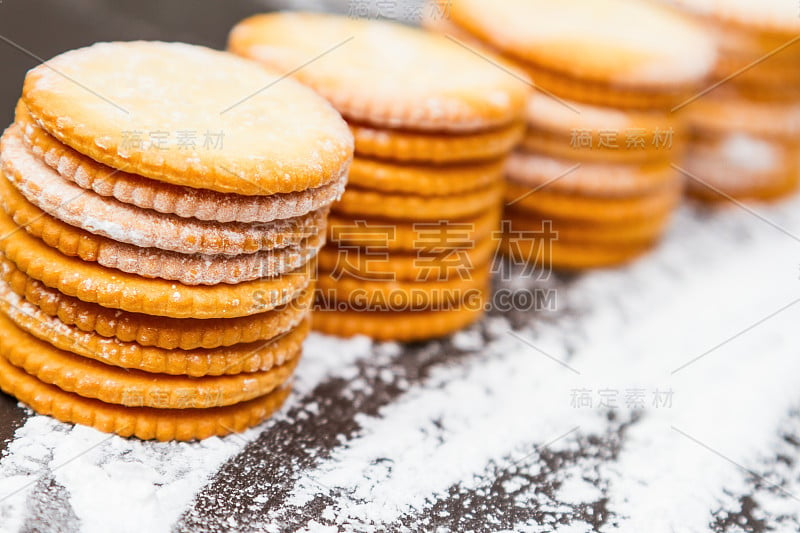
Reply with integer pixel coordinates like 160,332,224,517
0,335,377,533
280,200,800,531
594,217,800,532
710,409,800,531
0,198,799,532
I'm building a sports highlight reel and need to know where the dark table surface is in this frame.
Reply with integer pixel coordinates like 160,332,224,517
0,0,306,127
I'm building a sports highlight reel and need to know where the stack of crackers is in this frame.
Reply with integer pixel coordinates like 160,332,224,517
429,0,717,269
0,42,353,441
229,13,528,341
675,0,800,202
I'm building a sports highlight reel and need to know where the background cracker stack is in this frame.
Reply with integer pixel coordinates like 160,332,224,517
229,13,528,342
672,0,800,202
0,42,353,441
428,0,717,269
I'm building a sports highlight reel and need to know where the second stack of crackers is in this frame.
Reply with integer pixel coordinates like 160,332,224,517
230,12,528,341
428,0,717,269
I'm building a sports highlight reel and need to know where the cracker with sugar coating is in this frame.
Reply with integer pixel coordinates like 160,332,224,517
22,41,353,195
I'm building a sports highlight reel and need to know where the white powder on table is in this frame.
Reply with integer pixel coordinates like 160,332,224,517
1,197,800,532
283,199,800,531
0,334,377,533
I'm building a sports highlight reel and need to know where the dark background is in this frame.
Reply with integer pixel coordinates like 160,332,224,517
0,0,326,127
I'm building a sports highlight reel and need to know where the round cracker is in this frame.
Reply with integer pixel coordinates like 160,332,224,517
228,13,529,132
313,302,486,342
350,121,524,163
334,181,504,221
0,170,323,285
448,0,716,92
0,311,299,408
0,208,313,319
15,101,348,223
22,41,353,195
1,260,313,351
0,279,309,377
1,126,326,256
348,157,504,196
326,208,500,251
0,349,292,441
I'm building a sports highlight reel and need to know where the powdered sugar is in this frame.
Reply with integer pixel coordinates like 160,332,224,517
0,333,377,533
684,132,793,198
720,134,781,173
0,127,327,256
450,0,716,87
0,416,261,533
20,106,349,223
23,41,354,195
256,198,800,531
2,197,800,531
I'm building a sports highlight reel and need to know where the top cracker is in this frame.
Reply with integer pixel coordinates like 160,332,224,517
22,41,353,196
228,12,530,132
447,0,717,92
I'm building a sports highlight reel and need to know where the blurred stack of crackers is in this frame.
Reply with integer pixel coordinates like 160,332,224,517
427,0,717,269
673,0,800,202
229,12,528,341
0,41,353,440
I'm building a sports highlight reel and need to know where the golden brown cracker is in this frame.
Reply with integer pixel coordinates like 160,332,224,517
0,208,313,319
327,209,500,252
0,280,309,377
228,13,528,132
312,302,486,342
22,41,353,195
0,169,323,285
348,157,504,196
14,100,348,223
334,181,504,221
350,122,524,163
1,261,313,350
505,182,682,223
1,126,327,257
316,264,490,311
317,235,496,281
0,349,292,441
0,312,299,408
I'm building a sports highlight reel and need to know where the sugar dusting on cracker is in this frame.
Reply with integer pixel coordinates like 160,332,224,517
685,133,790,193
505,152,677,197
720,134,782,173
229,13,530,132
19,107,348,223
22,41,353,194
90,233,323,286
1,127,326,256
451,0,717,88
